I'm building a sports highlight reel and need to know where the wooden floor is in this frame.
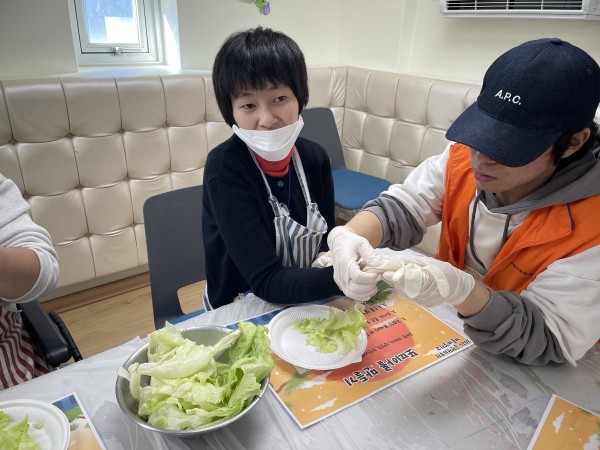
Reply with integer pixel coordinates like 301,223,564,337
44,274,205,359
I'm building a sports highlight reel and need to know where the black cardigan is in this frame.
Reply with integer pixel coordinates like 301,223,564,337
202,134,342,308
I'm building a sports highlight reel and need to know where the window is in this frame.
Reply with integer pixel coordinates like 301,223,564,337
69,0,162,66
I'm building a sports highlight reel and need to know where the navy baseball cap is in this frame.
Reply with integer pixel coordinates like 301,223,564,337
446,38,600,167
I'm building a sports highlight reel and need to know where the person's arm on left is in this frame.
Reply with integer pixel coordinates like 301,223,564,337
0,247,42,300
0,175,59,303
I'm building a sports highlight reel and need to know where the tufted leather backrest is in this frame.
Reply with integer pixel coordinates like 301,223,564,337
0,68,479,297
341,68,480,254
0,74,224,292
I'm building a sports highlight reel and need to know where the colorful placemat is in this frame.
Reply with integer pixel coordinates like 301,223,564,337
267,289,472,428
527,394,600,449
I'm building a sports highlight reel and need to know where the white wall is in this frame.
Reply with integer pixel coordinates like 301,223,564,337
0,0,599,85
407,1,600,83
336,0,416,73
176,0,343,70
0,0,78,79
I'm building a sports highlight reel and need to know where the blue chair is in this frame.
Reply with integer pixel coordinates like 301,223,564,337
299,108,391,212
143,185,206,329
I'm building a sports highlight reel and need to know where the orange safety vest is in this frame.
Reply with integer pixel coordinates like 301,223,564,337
436,143,600,293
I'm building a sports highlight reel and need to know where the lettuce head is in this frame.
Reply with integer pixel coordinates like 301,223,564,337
118,322,274,431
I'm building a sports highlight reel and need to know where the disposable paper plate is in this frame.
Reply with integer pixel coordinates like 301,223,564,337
0,399,70,450
269,305,367,370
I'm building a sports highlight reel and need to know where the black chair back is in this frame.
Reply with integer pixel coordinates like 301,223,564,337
143,185,205,329
300,108,346,170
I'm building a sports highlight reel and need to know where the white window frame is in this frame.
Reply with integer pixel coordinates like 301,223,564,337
68,0,163,66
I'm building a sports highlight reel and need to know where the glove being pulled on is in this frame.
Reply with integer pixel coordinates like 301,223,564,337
327,226,381,302
312,251,333,268
367,253,475,307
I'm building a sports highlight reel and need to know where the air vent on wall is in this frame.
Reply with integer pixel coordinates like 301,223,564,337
439,0,600,18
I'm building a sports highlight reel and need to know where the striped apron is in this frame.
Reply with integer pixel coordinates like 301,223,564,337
251,150,328,268
0,306,51,389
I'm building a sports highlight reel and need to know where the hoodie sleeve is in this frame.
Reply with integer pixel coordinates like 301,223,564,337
462,245,600,365
461,290,567,365
362,145,450,250
0,174,59,303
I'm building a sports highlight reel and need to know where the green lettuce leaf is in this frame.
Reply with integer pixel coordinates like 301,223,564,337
136,324,241,379
0,411,41,450
292,305,368,355
119,322,274,431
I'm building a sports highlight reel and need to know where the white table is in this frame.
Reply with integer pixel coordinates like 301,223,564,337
1,294,599,450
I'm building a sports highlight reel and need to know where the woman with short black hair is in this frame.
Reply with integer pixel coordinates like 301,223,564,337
202,27,341,310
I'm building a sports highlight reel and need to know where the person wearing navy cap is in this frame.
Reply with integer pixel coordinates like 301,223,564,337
323,38,600,365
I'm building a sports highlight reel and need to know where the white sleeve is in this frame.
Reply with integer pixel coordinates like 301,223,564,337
381,143,450,231
0,175,59,303
521,245,600,365
362,144,450,249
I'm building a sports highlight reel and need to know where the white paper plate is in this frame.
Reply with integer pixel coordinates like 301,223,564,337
269,305,367,370
0,399,70,450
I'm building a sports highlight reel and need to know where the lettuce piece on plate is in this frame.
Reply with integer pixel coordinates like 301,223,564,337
292,305,368,355
0,411,40,450
118,322,274,431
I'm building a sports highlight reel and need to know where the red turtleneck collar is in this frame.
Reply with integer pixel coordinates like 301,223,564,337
253,147,295,177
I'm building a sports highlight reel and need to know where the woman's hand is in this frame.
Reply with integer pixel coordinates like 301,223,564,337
327,226,381,302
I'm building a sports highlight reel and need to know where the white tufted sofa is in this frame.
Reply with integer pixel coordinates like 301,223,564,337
0,67,480,300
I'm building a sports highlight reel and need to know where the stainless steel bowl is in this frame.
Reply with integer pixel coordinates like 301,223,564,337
115,325,270,437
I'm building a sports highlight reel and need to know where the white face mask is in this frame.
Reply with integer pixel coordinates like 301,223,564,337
232,116,304,162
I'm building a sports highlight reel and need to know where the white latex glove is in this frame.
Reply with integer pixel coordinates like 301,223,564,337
327,226,381,302
312,251,333,268
369,254,475,307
